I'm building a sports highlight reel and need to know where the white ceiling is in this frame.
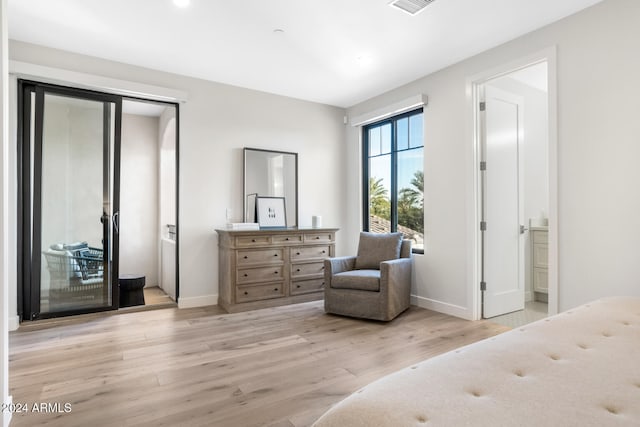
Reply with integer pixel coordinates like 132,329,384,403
8,0,603,108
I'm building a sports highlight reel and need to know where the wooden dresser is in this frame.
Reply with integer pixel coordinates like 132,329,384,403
215,228,338,313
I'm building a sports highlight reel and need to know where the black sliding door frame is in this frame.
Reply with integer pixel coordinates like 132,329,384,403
18,80,122,320
18,80,181,321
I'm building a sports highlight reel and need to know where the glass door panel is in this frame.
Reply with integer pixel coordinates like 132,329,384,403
30,86,120,317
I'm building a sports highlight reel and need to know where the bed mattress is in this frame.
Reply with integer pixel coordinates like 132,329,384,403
313,297,640,427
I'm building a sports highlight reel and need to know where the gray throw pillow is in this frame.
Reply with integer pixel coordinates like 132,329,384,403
355,232,403,270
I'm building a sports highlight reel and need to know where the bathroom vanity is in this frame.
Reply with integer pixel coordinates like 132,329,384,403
531,226,548,302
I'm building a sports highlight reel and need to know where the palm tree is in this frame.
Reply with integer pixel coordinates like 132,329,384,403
411,170,424,193
397,170,424,233
369,177,390,219
403,170,424,208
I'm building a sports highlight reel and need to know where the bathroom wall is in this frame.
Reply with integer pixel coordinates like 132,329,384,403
159,107,176,235
119,113,159,286
158,106,176,299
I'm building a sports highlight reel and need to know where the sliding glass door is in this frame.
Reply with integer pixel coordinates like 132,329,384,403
20,82,121,319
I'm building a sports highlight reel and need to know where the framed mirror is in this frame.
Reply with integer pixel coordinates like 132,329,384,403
244,148,298,227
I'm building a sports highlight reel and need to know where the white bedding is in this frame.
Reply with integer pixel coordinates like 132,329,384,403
313,297,640,427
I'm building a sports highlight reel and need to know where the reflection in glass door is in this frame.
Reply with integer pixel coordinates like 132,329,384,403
20,82,121,319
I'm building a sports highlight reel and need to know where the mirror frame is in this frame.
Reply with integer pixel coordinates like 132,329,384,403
243,147,298,227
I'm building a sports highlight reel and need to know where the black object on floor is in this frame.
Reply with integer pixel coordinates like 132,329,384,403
119,274,146,307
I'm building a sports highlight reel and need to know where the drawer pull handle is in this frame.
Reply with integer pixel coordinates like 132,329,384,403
297,285,301,288
296,268,301,272
296,252,301,256
321,266,325,270
274,271,279,274
244,291,248,295
274,288,279,291
274,254,278,257
285,237,289,241
244,256,248,259
316,236,320,239
251,239,256,242
322,250,326,254
244,273,248,277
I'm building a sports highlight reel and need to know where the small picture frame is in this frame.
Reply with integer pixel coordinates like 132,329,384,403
256,196,287,228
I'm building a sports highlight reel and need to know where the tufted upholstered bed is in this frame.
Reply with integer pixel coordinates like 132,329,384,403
313,297,640,427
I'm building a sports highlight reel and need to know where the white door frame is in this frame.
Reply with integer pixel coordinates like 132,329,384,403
467,46,558,320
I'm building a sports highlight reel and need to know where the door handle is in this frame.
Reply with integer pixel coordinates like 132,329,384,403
112,212,119,234
520,224,528,234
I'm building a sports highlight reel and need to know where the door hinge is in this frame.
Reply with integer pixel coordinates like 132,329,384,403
480,281,487,291
480,161,486,171
479,102,486,111
480,221,487,231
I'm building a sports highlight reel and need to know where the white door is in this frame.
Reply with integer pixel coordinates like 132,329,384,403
482,85,525,318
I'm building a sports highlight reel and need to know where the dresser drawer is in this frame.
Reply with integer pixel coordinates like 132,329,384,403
290,278,326,295
236,235,270,247
237,265,283,284
272,234,303,244
291,245,331,261
291,261,325,278
236,283,285,303
237,249,283,265
304,232,334,243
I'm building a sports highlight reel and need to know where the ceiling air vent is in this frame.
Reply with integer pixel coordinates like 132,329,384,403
389,0,435,16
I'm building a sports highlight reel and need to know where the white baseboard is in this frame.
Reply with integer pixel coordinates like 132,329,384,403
177,294,218,309
411,295,472,320
8,315,19,331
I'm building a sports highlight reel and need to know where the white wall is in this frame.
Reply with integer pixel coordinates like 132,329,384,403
8,40,348,311
347,0,640,315
120,113,159,286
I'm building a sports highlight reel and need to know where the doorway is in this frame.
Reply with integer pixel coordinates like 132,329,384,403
120,98,178,306
18,81,179,320
475,60,553,322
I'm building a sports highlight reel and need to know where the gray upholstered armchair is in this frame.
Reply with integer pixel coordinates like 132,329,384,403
324,232,412,321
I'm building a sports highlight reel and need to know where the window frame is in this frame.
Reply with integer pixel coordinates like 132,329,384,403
362,108,424,254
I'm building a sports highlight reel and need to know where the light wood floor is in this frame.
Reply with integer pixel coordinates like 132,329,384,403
142,286,176,307
9,301,509,427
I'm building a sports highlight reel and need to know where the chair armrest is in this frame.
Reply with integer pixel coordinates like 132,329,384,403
380,258,412,295
324,256,357,276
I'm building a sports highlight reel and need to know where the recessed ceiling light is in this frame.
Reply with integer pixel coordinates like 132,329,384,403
173,0,190,8
273,29,285,34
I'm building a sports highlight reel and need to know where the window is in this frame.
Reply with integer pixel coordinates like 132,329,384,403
363,109,424,253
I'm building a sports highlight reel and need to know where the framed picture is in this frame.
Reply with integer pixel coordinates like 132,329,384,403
256,196,287,228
